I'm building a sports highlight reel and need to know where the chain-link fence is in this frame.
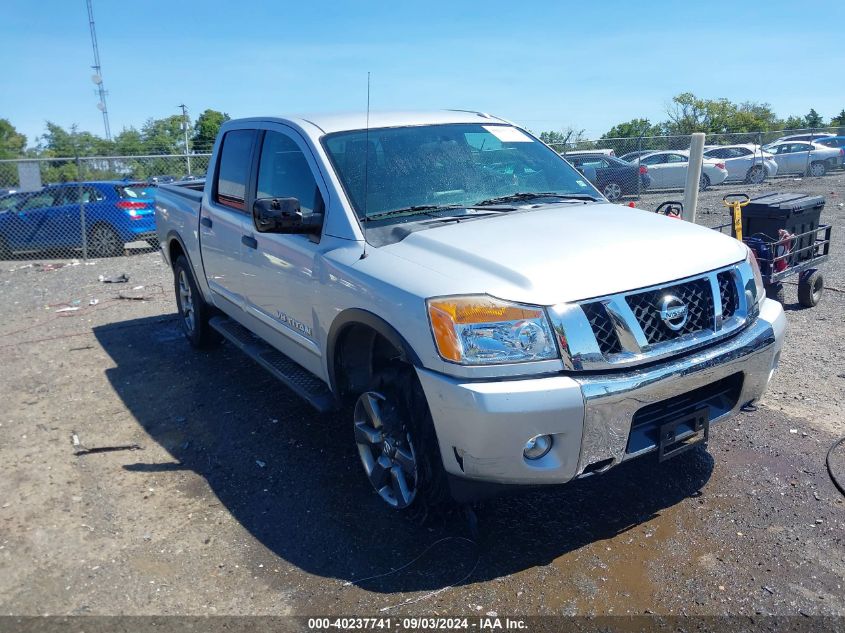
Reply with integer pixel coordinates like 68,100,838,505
0,125,843,260
546,126,845,203
0,153,210,260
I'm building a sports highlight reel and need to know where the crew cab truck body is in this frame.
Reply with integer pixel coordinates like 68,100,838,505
155,111,785,510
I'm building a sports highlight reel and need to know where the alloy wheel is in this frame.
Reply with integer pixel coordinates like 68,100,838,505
603,182,622,201
178,269,196,334
353,391,418,509
88,226,122,258
809,162,825,177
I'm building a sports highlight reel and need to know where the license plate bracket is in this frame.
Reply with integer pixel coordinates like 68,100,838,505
658,407,710,462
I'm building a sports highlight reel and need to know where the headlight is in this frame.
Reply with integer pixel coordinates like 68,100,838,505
427,295,558,365
745,248,766,305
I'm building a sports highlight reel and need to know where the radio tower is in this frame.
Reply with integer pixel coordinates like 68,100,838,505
86,0,111,140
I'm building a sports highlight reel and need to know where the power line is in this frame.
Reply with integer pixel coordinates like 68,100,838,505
86,0,111,140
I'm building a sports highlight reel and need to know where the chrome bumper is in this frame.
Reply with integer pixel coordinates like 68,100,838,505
574,298,784,476
417,298,785,486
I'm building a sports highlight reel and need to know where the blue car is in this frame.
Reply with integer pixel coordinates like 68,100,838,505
0,181,156,258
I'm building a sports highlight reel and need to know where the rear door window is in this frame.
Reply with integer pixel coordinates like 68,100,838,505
215,130,257,211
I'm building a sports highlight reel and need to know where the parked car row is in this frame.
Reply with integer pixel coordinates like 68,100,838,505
0,181,157,258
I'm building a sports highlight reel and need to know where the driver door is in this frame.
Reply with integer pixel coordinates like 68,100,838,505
239,127,328,370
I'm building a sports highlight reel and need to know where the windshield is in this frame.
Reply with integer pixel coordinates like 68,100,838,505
322,123,599,221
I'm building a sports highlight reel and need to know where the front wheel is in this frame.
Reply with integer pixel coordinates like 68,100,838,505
699,174,711,190
352,366,449,517
602,182,623,202
808,161,826,177
173,255,220,348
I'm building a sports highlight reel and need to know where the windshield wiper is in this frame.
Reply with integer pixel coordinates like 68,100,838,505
362,204,465,222
473,192,598,206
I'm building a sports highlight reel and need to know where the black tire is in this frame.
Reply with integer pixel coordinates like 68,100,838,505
173,255,220,348
87,224,124,258
808,161,826,177
352,363,450,520
765,283,785,304
746,165,766,184
797,270,823,308
699,174,711,190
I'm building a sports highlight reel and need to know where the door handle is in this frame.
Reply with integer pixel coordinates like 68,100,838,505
241,235,258,249
200,216,213,228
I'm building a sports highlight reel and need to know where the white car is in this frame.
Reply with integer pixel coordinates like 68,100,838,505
762,141,844,177
770,132,834,144
637,151,729,189
703,144,778,183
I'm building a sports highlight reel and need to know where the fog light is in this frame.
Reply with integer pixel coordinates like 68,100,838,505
523,434,552,460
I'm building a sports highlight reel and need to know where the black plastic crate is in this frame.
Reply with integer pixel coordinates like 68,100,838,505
741,193,824,263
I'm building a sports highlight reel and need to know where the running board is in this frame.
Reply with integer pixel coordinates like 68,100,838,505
209,315,335,412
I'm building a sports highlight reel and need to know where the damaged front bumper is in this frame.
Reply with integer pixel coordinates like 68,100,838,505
416,298,785,490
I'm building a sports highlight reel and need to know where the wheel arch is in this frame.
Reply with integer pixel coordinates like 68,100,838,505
165,230,190,269
327,309,422,401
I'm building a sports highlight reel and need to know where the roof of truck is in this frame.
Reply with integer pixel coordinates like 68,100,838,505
237,110,513,135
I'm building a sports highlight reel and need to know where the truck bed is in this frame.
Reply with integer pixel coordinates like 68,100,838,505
158,180,205,202
154,180,205,260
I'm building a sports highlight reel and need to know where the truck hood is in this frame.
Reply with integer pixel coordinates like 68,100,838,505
382,202,747,305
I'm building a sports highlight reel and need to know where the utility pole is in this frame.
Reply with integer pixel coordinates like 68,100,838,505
178,104,191,175
86,0,111,140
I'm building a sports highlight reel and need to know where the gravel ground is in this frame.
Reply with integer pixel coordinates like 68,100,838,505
0,175,843,619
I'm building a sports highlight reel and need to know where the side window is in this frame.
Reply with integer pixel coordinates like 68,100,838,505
22,192,56,210
707,148,726,159
641,154,664,165
256,131,322,215
0,193,24,211
215,130,256,211
666,153,688,163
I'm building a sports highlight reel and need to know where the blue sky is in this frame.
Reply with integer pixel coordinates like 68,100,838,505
2,0,844,146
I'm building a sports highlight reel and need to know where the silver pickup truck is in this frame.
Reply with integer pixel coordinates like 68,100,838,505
155,111,786,513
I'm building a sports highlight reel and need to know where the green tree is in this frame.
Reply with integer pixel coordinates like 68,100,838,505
0,119,27,158
602,118,663,139
192,109,230,152
0,118,27,187
38,122,114,157
830,109,845,134
113,127,145,155
804,108,824,129
665,93,739,135
141,115,185,154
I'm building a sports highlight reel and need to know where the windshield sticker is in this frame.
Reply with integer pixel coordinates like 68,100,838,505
575,180,588,187
483,126,532,143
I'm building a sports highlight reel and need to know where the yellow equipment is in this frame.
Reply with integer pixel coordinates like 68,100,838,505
722,193,750,241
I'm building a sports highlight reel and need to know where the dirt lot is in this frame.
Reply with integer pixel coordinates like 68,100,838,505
1,175,844,619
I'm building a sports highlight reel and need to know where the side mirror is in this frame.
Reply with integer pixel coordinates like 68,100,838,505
252,197,322,235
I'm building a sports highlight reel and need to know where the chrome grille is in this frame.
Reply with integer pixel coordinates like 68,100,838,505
625,278,714,344
718,271,737,319
581,302,621,355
